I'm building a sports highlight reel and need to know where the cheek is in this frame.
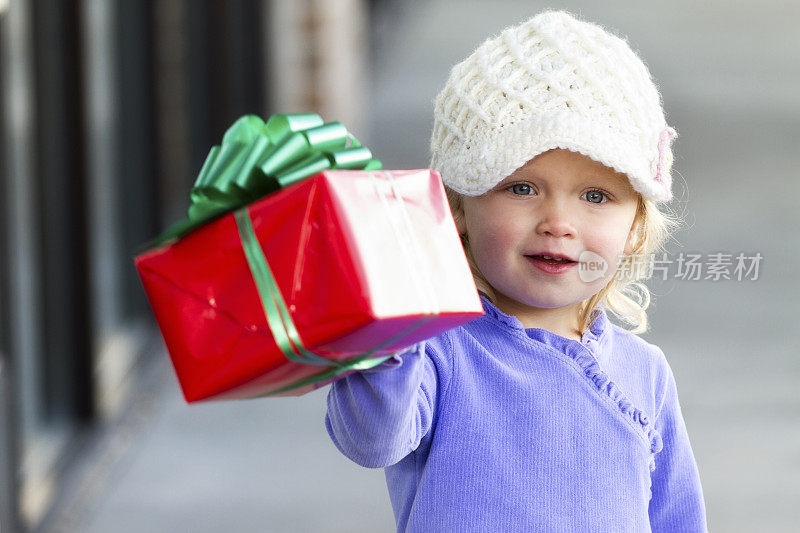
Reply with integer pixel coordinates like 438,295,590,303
464,221,523,280
468,217,522,255
584,221,634,262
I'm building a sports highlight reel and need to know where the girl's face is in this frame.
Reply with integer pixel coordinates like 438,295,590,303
457,148,640,331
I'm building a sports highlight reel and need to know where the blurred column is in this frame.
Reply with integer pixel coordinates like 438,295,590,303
30,0,93,422
83,0,124,420
184,0,267,182
115,0,160,321
3,0,40,447
153,0,191,228
264,0,370,137
3,0,42,529
82,0,161,421
0,0,20,530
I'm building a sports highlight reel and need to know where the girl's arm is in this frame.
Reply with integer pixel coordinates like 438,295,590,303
324,337,449,468
648,353,708,532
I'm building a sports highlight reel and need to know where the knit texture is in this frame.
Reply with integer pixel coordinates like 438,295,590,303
325,296,707,531
430,11,677,202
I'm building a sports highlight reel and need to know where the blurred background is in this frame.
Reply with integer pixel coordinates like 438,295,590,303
1,0,798,531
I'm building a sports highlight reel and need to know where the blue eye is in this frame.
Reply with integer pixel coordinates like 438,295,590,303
585,190,606,204
509,184,534,195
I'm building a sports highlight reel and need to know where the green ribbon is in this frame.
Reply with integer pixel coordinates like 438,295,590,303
147,113,382,247
235,207,433,396
144,113,425,395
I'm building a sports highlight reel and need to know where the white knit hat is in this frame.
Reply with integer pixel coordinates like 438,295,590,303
430,10,677,202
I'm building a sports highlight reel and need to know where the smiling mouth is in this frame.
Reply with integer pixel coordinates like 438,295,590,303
526,255,577,265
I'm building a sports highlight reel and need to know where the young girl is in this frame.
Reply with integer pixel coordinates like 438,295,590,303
325,11,707,532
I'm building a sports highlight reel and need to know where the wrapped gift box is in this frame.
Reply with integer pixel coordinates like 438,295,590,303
135,168,483,401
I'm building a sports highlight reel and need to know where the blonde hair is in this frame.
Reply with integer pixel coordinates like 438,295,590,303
444,184,684,336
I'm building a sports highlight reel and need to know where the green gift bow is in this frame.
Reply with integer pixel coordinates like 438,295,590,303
147,113,428,396
149,112,382,245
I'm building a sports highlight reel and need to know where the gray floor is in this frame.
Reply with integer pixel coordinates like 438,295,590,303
59,2,800,532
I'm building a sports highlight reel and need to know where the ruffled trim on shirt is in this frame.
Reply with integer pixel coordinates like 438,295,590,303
480,295,525,330
569,346,664,472
479,295,663,472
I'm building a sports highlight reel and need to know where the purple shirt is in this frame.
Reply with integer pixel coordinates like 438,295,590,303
325,296,707,532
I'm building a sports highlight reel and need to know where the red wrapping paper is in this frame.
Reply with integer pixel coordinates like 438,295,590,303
135,169,483,401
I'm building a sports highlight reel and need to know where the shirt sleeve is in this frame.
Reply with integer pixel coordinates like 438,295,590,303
324,336,451,468
648,349,708,532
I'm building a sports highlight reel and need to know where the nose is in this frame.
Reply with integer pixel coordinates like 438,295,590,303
535,200,576,238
